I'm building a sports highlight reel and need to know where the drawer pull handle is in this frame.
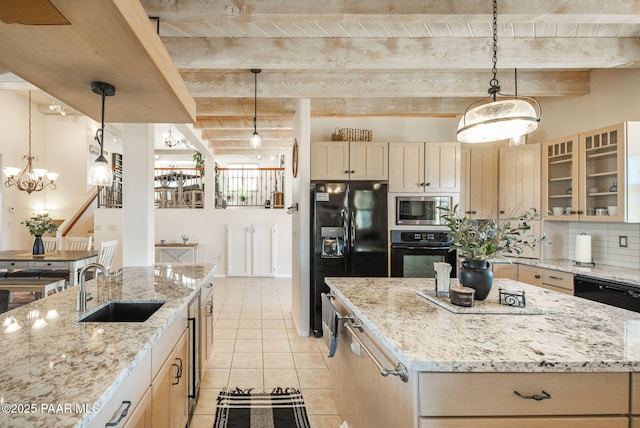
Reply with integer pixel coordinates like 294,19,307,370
105,400,131,426
534,275,541,279
513,390,551,401
548,276,563,281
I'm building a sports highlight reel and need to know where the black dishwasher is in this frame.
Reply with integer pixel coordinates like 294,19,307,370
574,275,640,313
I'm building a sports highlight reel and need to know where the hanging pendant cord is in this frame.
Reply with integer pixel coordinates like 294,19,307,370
253,70,258,133
27,91,32,157
488,0,500,101
98,88,106,157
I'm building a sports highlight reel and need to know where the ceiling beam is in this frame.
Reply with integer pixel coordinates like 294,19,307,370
202,129,293,140
196,116,293,129
164,37,640,70
208,140,292,148
141,0,640,23
182,70,590,98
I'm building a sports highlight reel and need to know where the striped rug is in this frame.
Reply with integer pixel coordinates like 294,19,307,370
214,387,310,428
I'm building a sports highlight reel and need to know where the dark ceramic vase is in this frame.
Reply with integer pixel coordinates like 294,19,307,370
459,260,493,301
32,235,44,255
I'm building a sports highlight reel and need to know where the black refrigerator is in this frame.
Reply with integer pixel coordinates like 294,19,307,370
310,181,388,336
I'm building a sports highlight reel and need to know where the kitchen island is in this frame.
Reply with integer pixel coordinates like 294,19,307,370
0,263,215,428
325,277,640,428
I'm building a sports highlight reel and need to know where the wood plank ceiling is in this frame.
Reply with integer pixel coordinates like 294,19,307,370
4,1,640,155
139,0,640,153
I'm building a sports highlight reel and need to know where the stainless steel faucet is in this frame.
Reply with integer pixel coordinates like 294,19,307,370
77,262,110,312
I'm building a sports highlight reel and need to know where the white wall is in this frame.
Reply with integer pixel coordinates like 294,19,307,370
154,207,292,276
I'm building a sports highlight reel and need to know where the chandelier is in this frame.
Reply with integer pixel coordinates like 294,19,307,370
2,91,58,195
456,0,541,143
164,124,188,148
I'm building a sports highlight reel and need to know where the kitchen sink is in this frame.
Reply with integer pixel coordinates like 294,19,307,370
78,301,165,322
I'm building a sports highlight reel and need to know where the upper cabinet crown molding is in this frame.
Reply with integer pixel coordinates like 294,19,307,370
0,0,196,123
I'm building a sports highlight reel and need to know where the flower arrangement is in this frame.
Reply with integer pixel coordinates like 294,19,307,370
22,213,58,236
438,205,547,261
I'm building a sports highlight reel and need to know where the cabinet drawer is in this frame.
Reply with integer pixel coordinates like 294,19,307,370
492,263,517,280
420,417,628,428
542,270,573,292
517,265,542,287
32,261,68,268
543,283,573,295
418,372,628,417
89,350,151,427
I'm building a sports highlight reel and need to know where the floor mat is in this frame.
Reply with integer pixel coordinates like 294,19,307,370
214,387,311,428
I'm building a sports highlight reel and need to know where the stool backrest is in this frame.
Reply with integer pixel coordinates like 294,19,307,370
98,240,118,273
66,236,93,251
41,237,60,253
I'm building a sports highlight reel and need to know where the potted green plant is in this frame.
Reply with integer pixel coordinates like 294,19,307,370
22,213,58,255
438,205,547,300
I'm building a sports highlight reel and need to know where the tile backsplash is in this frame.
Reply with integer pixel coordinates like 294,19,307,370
568,222,640,269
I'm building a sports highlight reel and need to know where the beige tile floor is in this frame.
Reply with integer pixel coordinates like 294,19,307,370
190,277,343,428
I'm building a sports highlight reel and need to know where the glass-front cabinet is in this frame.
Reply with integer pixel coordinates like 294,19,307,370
579,124,624,222
543,122,639,222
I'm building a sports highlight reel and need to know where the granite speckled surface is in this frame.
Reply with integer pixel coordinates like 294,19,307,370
325,277,640,373
0,263,215,428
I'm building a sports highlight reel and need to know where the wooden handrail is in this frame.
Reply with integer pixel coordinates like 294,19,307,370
216,167,284,171
58,187,99,237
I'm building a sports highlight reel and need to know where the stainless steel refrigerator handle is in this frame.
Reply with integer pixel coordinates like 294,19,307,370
341,210,348,245
350,211,356,248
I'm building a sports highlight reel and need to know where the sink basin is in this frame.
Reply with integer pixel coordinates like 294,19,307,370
78,301,165,322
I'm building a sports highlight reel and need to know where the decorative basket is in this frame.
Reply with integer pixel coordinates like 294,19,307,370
331,127,373,142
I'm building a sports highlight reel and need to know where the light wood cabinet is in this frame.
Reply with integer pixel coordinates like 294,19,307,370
462,147,499,219
418,372,628,417
492,262,517,280
152,330,188,428
310,141,388,180
123,388,152,428
420,417,628,428
227,225,276,277
498,144,541,217
517,265,543,287
200,282,214,383
389,142,460,192
518,265,574,294
543,122,640,222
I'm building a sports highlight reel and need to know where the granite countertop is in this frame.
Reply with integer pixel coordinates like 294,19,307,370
493,258,640,285
0,263,215,428
325,277,640,373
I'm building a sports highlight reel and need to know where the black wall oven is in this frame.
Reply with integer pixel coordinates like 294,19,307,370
390,230,457,278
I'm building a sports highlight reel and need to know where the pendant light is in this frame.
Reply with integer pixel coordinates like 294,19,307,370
88,81,115,187
2,91,59,195
250,69,262,148
456,0,541,143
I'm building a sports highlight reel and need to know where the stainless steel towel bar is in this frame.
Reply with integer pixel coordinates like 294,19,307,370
344,322,409,382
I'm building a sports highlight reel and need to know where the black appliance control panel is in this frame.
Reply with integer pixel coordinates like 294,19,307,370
391,230,452,246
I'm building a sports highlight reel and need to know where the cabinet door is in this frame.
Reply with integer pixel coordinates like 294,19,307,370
310,141,350,180
578,123,625,222
152,348,173,428
171,331,189,428
253,225,276,276
468,148,498,218
492,263,517,280
542,136,579,221
499,144,540,217
459,148,471,215
123,388,152,428
200,283,214,383
424,143,461,192
349,142,388,180
389,142,424,192
227,226,251,276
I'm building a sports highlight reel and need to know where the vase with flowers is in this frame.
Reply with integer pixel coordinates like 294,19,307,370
22,213,58,255
438,205,547,300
